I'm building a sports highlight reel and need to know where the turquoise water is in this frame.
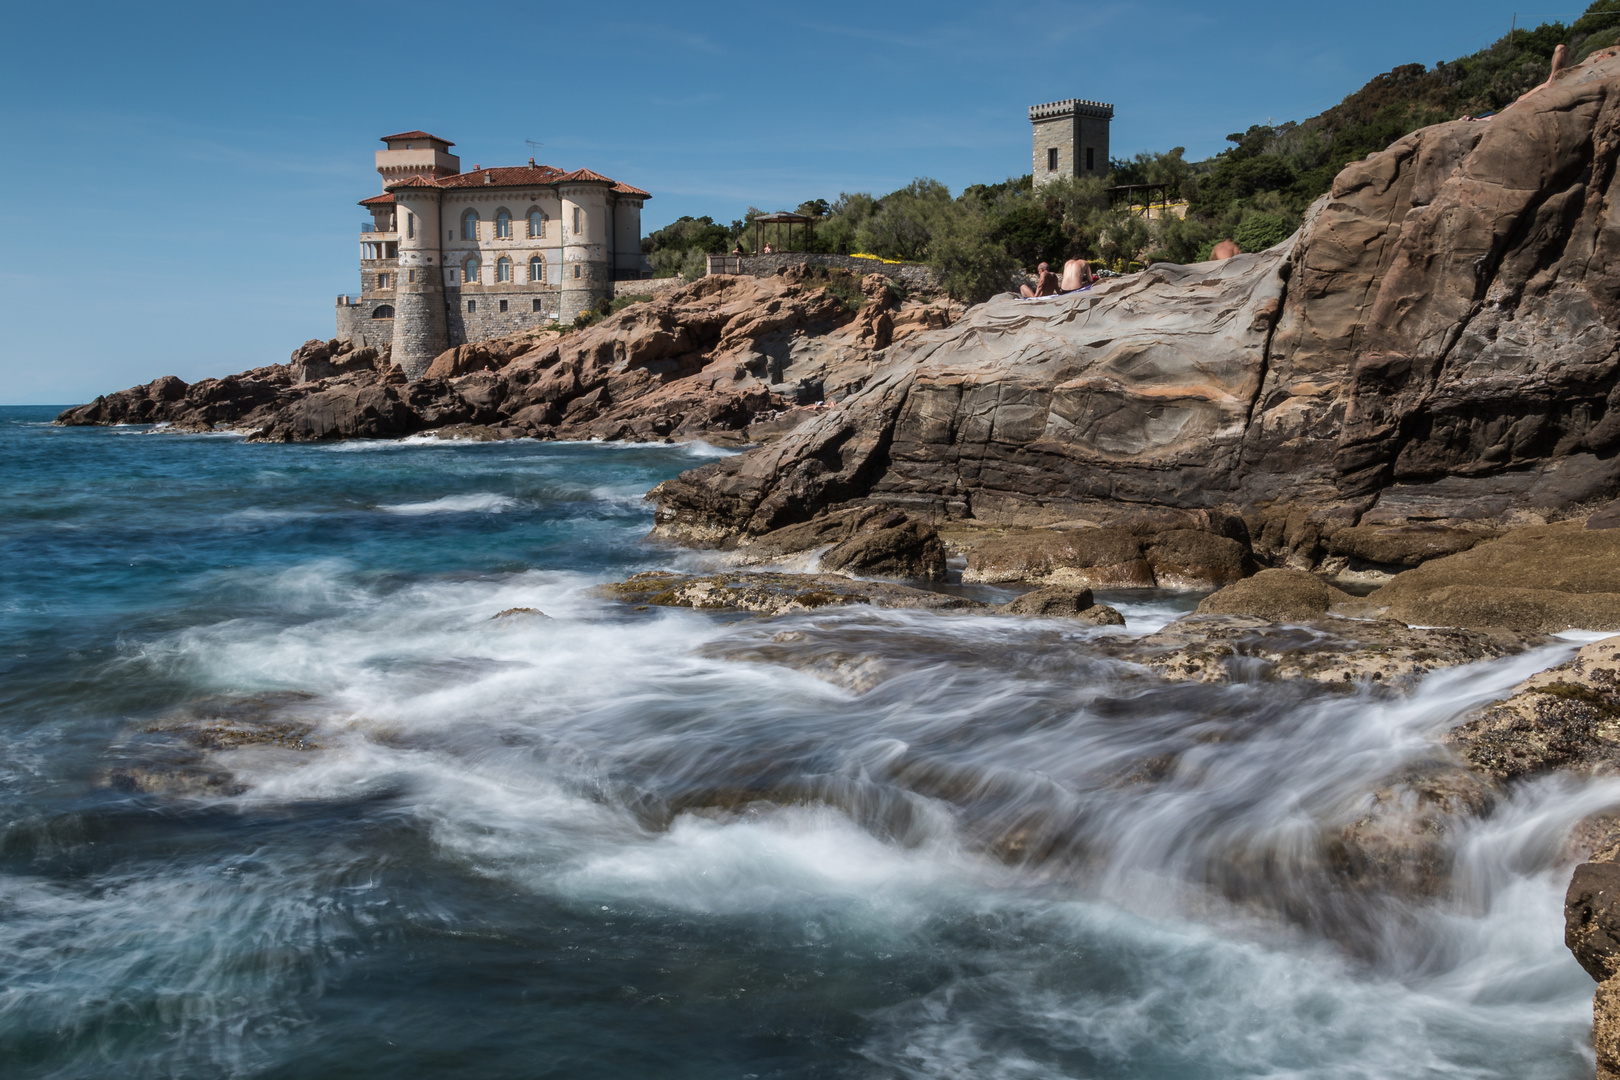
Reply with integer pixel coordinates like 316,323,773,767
0,405,1609,1078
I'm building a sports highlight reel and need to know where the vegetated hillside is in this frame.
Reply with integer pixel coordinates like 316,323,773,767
643,3,1620,303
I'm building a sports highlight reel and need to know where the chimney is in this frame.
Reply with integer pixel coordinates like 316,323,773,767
529,157,536,167
484,172,493,184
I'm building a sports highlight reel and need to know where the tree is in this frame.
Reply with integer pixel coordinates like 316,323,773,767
929,201,1015,306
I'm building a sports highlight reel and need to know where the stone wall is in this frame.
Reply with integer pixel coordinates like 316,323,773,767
613,276,685,299
712,252,938,289
445,285,563,343
334,301,393,350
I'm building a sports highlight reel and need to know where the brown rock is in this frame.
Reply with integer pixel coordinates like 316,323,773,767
1568,860,1620,981
1365,523,1620,631
1196,569,1354,622
999,586,1126,624
1108,614,1538,685
1444,635,1620,781
819,512,947,581
1325,524,1495,567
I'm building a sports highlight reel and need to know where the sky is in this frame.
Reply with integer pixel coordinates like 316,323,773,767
0,0,1576,403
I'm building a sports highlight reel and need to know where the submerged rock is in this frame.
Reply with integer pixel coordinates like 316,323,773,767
1107,614,1541,686
1446,635,1620,781
997,585,1125,625
598,570,984,616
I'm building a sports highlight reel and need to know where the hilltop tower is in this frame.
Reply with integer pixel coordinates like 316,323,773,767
1030,98,1113,186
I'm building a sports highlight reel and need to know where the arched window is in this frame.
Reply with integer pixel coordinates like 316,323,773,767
528,208,547,238
529,255,544,282
461,209,480,241
496,257,511,283
463,256,480,285
495,209,511,239
371,305,394,320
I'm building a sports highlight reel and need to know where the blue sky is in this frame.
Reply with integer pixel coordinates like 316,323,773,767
0,0,1565,403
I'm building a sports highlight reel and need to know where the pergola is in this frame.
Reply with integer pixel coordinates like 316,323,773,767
1106,182,1174,219
753,212,815,253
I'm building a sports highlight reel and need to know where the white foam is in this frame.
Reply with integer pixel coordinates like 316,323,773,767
377,493,518,515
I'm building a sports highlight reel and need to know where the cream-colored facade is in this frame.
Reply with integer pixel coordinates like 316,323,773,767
338,130,652,376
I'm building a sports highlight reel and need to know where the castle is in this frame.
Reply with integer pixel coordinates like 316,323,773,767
336,131,652,377
1029,98,1113,186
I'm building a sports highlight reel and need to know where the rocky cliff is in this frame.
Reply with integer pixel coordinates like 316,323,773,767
56,268,952,447
650,52,1620,568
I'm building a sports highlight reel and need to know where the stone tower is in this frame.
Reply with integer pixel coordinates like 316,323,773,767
557,177,613,322
1030,98,1114,186
390,182,448,379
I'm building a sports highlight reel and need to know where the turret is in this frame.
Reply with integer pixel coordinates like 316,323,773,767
388,181,447,378
557,177,612,322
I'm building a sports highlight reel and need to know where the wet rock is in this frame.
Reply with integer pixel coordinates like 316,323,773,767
492,607,551,620
245,383,418,443
1569,860,1620,982
1327,764,1499,898
997,586,1125,625
1324,524,1496,568
597,570,984,616
100,692,324,798
1363,523,1620,631
964,528,1154,587
1444,635,1620,781
1197,569,1354,623
1106,614,1540,686
817,511,946,580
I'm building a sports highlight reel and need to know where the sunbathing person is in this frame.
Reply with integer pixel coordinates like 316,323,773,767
1019,261,1060,298
1058,258,1096,292
1516,44,1571,105
1210,239,1241,261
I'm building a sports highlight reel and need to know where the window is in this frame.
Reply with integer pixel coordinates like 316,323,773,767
377,273,390,289
573,206,581,233
496,257,511,282
496,209,511,238
467,299,476,313
408,269,416,283
463,256,480,285
573,264,580,279
528,209,546,238
407,212,414,239
1047,147,1058,171
371,305,394,319
1086,147,1095,171
529,255,544,282
448,230,454,240
462,209,480,240
499,299,508,312
532,298,543,312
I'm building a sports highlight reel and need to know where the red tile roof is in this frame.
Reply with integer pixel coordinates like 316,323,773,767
358,192,396,206
380,130,454,145
434,164,566,188
554,167,615,184
381,163,649,198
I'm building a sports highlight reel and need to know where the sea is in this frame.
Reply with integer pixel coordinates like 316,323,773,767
1,403,1612,1079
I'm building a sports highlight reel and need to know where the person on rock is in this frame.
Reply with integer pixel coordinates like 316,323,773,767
1210,239,1241,261
1516,43,1571,105
1058,258,1097,292
1020,261,1061,298
762,243,773,254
